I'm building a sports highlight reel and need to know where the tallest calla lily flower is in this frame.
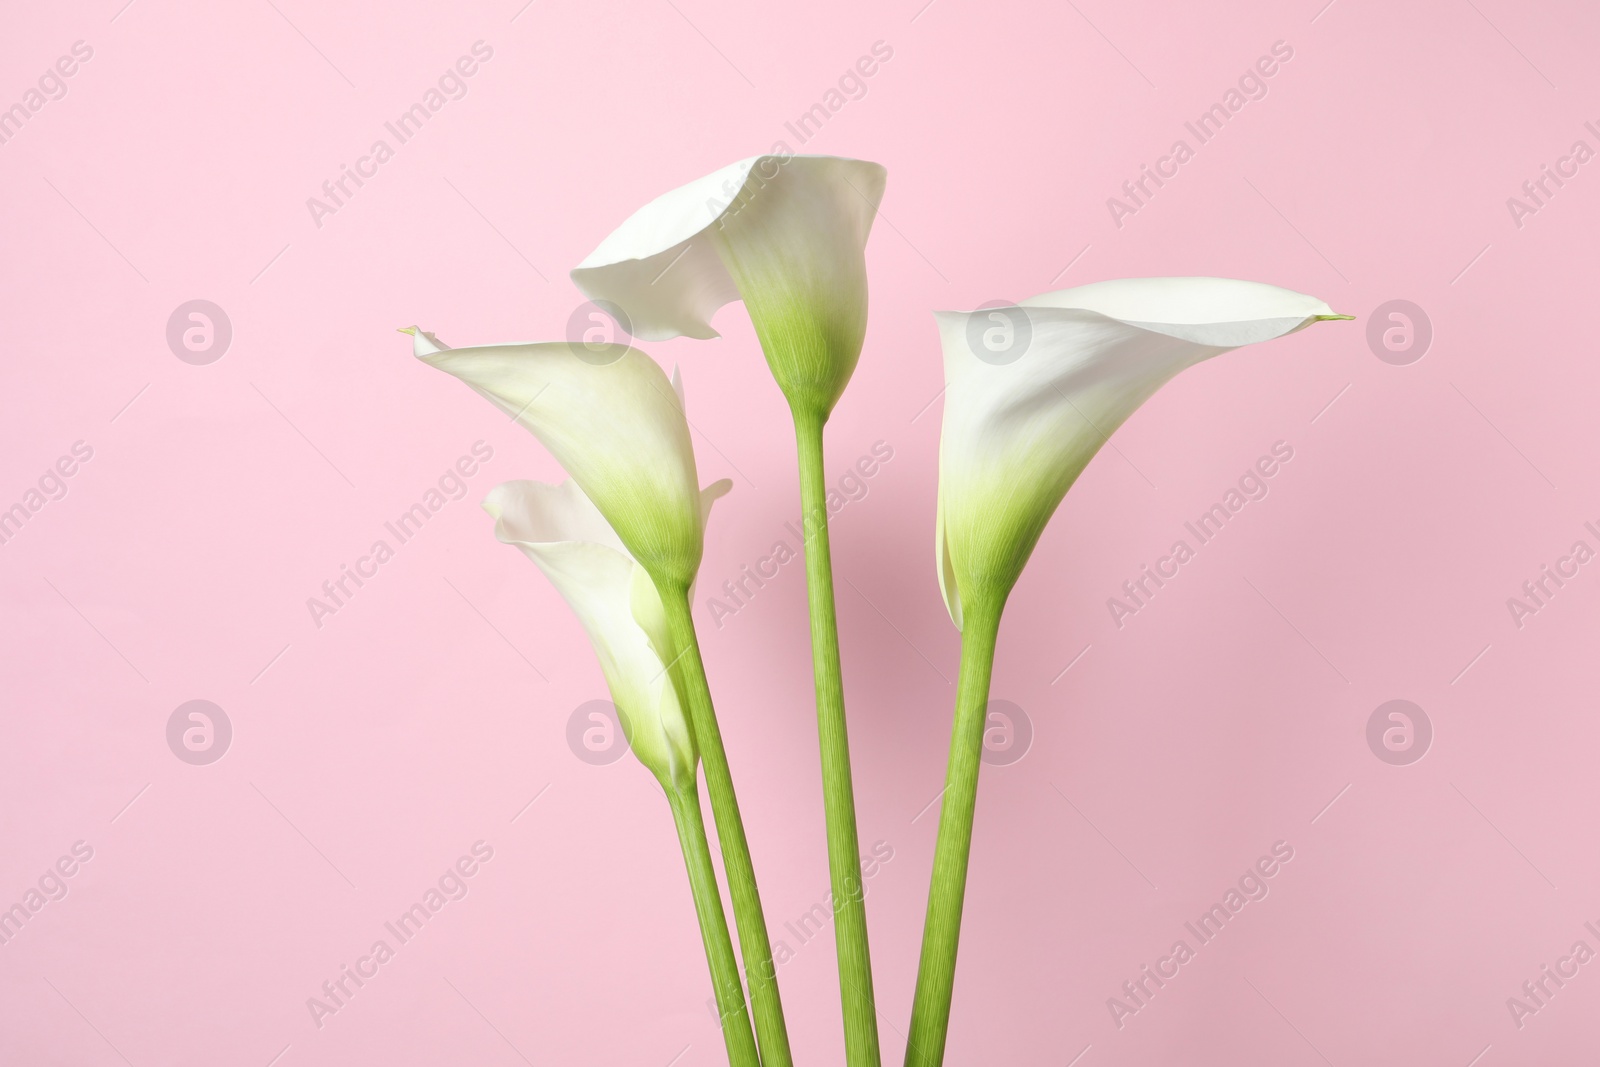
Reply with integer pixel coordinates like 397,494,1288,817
905,278,1351,1067
574,154,889,1067
572,154,886,413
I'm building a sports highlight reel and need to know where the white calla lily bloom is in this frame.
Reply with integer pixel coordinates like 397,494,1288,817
484,478,730,791
935,277,1349,628
906,279,1350,1067
407,328,710,589
571,154,887,415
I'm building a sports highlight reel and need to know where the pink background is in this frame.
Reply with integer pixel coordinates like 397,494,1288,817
3,0,1598,1064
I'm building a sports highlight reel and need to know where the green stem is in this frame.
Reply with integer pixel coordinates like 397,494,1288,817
660,588,793,1067
903,597,1005,1067
667,786,763,1067
793,407,882,1067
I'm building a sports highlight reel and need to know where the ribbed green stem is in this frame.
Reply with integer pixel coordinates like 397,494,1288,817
667,786,762,1067
659,588,793,1067
792,407,882,1067
904,598,1005,1067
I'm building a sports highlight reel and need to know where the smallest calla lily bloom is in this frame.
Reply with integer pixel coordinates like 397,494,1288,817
935,277,1350,628
571,155,887,416
484,478,730,792
406,328,709,590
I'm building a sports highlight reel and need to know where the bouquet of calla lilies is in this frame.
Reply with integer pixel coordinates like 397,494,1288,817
405,153,1348,1067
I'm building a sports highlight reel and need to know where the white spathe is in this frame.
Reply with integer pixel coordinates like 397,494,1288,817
571,155,887,414
935,277,1345,628
407,327,710,588
572,155,886,339
484,478,730,791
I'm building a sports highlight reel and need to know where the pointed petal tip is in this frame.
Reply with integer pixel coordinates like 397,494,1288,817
480,480,526,532
402,327,449,357
669,364,685,408
1316,314,1357,321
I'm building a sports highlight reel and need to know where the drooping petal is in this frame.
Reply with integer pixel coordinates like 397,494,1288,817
484,479,703,790
572,155,887,414
409,329,706,588
571,157,762,342
936,278,1345,627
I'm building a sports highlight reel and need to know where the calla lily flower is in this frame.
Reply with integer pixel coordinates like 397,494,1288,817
484,472,761,1067
405,328,709,589
410,323,791,1064
934,277,1350,628
571,155,890,1067
905,277,1349,1067
484,478,729,792
571,154,887,415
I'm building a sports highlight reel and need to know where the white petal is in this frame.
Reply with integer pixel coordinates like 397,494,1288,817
413,330,707,586
484,479,697,790
936,278,1342,626
1022,276,1334,320
571,155,887,350
688,479,733,603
